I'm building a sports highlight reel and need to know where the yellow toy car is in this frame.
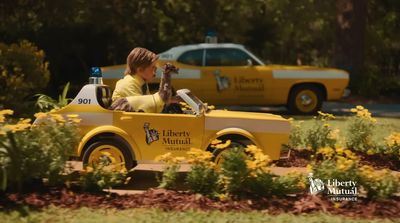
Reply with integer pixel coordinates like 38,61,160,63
35,68,291,170
102,43,349,115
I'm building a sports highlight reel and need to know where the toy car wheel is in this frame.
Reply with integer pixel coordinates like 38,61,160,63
82,139,134,171
288,85,323,115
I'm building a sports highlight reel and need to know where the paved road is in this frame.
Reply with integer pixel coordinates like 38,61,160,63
217,101,400,118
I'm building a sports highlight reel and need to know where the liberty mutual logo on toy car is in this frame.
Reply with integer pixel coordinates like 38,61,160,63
143,123,191,150
144,123,159,145
308,173,358,201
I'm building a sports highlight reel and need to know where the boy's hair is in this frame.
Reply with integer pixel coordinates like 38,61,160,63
125,47,159,75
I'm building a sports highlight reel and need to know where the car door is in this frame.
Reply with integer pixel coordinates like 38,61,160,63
202,48,267,105
115,112,205,161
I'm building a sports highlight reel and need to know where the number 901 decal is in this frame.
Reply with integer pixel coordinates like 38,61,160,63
77,98,91,104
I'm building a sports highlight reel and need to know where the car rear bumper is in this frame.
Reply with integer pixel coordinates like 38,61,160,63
342,88,351,98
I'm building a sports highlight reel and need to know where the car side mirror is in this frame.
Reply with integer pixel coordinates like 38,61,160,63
246,59,253,66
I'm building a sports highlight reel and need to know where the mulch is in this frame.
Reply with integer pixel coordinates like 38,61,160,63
275,149,400,171
1,188,399,219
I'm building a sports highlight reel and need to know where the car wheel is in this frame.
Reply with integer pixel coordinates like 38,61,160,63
82,139,135,171
288,85,323,115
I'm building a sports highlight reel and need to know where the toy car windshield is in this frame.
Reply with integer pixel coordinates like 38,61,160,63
176,89,207,115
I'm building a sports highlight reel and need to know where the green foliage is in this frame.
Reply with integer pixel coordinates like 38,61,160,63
219,147,249,195
35,82,72,112
79,156,128,192
186,164,219,195
157,164,180,190
245,171,275,196
0,111,80,191
273,172,306,196
155,153,184,189
0,40,50,114
358,165,399,200
346,106,377,153
288,119,303,149
382,132,400,157
303,112,338,152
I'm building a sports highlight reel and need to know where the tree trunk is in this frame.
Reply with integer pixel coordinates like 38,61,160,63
333,0,367,92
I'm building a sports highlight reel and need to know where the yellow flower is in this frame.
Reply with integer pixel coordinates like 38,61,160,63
385,132,400,147
328,128,340,140
85,166,94,173
212,140,231,149
154,152,185,165
317,147,335,159
50,114,65,123
218,193,228,201
318,111,335,120
34,112,48,119
343,149,358,160
367,149,375,155
335,147,344,155
155,152,172,162
0,109,14,123
211,139,222,145
66,114,79,118
69,118,81,124
187,148,213,165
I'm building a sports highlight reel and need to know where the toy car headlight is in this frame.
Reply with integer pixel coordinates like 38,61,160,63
89,67,103,84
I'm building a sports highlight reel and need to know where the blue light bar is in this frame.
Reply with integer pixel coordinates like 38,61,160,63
90,67,102,77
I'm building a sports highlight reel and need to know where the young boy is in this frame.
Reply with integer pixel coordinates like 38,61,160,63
110,47,178,113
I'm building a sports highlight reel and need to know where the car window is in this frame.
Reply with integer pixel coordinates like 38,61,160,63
205,48,257,66
177,49,204,66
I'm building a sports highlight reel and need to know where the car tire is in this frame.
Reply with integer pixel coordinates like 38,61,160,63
287,85,323,115
82,139,135,171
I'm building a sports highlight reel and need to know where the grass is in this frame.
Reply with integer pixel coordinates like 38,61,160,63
290,116,400,145
0,206,397,223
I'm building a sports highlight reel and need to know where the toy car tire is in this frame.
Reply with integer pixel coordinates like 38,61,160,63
82,139,135,171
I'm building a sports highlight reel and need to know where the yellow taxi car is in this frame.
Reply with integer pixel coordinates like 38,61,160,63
102,43,349,115
35,68,291,170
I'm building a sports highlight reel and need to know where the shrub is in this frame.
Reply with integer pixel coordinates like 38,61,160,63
155,153,184,189
303,112,338,152
358,165,399,200
218,147,249,195
79,156,128,192
383,132,400,157
346,106,376,152
0,41,50,114
0,110,80,191
288,118,304,149
312,147,360,184
273,171,307,196
35,82,72,112
185,148,219,195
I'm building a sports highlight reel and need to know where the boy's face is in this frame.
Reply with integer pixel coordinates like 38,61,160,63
137,61,157,82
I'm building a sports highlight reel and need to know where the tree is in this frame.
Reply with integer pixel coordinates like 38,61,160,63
333,0,367,91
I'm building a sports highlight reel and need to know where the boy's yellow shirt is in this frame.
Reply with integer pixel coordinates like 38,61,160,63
112,74,164,113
